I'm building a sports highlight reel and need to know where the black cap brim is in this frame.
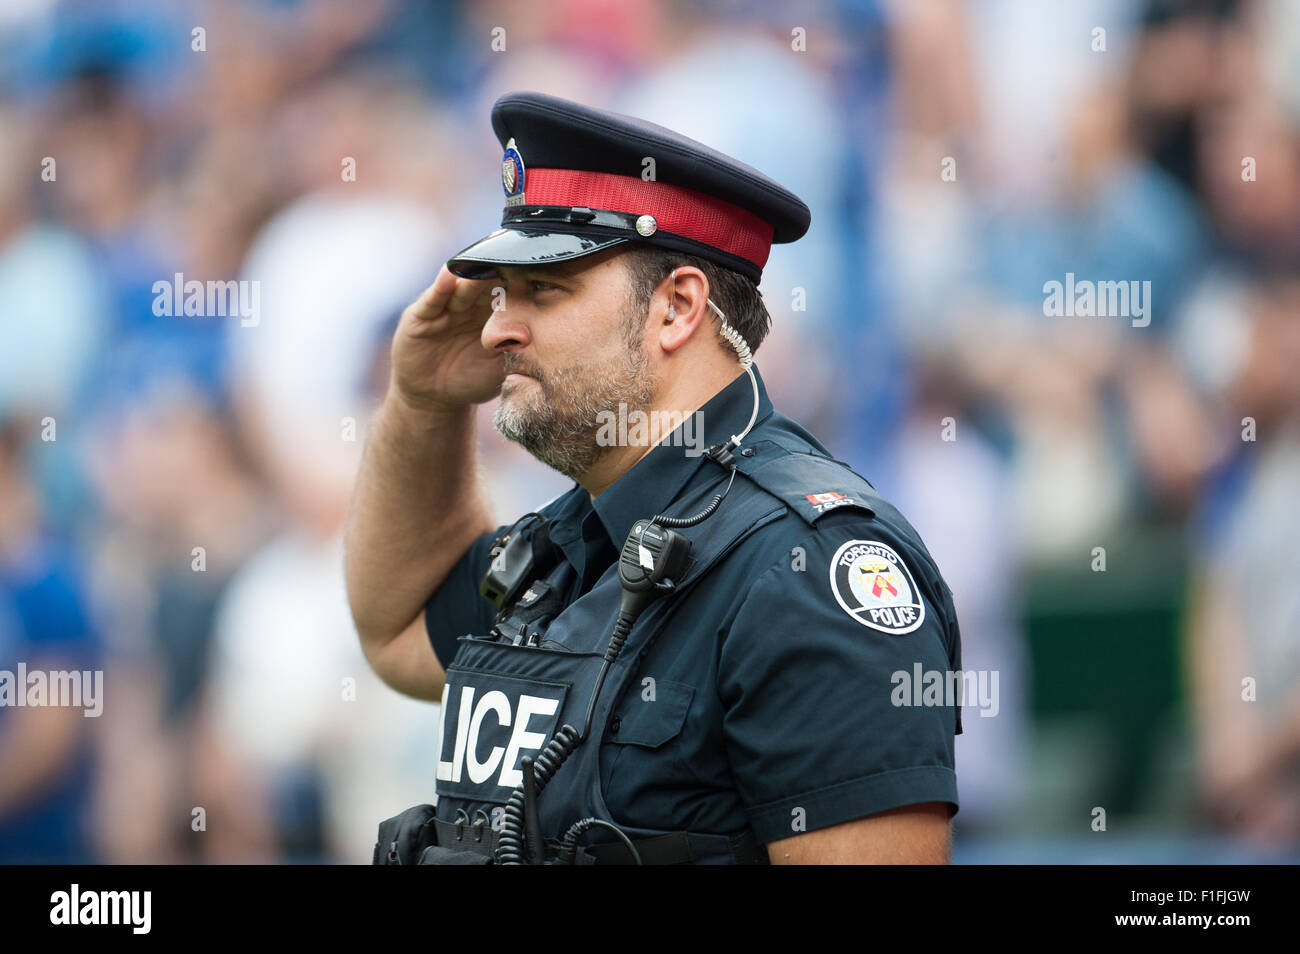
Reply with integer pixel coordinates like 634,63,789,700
445,227,629,280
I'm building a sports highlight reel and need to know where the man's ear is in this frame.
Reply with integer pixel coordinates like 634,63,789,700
658,266,709,354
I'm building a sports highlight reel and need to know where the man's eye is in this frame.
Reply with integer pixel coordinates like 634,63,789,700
529,280,561,293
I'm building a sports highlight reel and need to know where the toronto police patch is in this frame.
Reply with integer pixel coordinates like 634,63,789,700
829,539,925,634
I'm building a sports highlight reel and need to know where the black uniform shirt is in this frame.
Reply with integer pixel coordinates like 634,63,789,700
425,364,962,846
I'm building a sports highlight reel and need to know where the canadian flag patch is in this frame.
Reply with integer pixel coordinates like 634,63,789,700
804,491,853,513
805,492,845,504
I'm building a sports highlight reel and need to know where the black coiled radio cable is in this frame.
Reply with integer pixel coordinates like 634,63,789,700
494,723,581,865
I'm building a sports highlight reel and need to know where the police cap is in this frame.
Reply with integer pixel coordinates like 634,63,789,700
445,91,811,284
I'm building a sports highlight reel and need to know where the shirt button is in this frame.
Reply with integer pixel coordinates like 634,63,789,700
610,716,622,733
740,447,755,457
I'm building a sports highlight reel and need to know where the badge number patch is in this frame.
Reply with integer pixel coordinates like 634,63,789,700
830,540,925,634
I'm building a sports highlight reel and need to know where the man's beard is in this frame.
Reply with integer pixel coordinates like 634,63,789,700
493,310,656,480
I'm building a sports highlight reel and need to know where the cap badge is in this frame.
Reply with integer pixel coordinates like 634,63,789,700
634,214,658,237
502,138,526,207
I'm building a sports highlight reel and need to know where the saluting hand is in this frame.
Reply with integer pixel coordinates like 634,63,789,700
390,265,504,413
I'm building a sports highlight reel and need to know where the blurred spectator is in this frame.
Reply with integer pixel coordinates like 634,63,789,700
1186,272,1300,852
0,422,101,863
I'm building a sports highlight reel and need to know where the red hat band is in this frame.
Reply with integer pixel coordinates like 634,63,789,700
518,168,775,272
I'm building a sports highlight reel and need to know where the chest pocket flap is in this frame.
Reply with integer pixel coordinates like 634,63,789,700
611,679,694,748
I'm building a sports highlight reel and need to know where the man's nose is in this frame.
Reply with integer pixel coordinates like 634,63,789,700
481,289,532,353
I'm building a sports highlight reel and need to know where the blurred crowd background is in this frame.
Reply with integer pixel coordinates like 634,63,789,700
1,0,1298,863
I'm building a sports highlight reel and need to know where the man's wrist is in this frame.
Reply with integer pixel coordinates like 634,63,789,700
386,385,474,425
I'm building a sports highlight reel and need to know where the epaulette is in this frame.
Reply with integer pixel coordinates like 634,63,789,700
734,442,878,527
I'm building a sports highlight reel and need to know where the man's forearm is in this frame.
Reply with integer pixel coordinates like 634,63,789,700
344,389,495,656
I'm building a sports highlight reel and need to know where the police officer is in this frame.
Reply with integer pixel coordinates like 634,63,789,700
349,91,962,865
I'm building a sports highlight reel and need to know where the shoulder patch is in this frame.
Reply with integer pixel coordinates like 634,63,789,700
737,447,876,527
829,539,925,635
